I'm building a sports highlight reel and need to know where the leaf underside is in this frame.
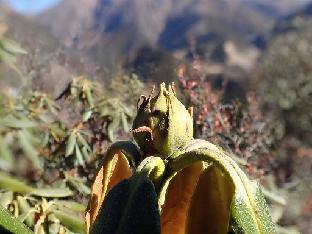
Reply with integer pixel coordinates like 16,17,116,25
187,165,235,234
160,162,204,234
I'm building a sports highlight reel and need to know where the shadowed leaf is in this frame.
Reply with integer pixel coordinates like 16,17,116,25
85,142,137,232
90,174,160,234
53,209,85,234
0,204,33,234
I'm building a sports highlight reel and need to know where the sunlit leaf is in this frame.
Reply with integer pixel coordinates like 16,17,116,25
0,173,73,198
17,130,42,170
0,134,13,171
54,200,86,213
82,109,93,122
16,196,34,227
75,144,85,167
76,132,91,152
0,38,27,55
0,115,37,128
0,203,33,234
53,209,85,234
0,172,34,193
0,192,13,208
65,132,76,157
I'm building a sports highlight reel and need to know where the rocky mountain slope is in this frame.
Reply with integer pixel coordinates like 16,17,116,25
36,0,277,63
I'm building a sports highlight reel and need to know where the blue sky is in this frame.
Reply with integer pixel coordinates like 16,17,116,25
3,0,62,14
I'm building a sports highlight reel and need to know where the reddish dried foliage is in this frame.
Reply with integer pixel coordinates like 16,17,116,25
177,60,274,179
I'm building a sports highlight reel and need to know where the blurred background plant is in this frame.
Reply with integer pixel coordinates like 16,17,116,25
0,41,145,232
0,22,27,72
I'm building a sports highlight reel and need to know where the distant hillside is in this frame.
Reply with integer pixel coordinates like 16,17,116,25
36,0,278,64
241,0,311,18
0,5,102,96
272,2,312,35
253,1,312,50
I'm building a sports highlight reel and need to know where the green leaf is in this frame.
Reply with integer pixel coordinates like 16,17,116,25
0,38,27,54
65,132,76,157
82,110,93,122
168,139,275,234
0,49,18,71
76,132,91,152
67,177,90,195
0,115,37,128
53,209,85,234
120,112,129,132
17,130,42,170
107,115,120,141
231,181,276,234
53,200,86,212
0,192,13,208
90,173,160,234
0,134,13,171
0,204,33,234
85,86,94,107
75,144,85,167
16,196,34,227
31,187,73,198
0,173,73,198
0,172,34,193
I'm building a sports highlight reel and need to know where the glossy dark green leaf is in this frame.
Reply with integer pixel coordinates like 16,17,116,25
90,173,160,234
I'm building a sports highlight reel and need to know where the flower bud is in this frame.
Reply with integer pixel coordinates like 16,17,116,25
132,83,193,157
